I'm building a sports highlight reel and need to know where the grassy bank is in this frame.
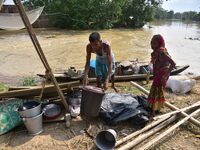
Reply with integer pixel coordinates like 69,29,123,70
0,82,6,92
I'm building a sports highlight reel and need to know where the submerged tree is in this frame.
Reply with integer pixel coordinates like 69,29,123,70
117,0,159,28
24,0,162,29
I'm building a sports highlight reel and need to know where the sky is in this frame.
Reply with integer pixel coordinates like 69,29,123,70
162,0,200,12
3,0,200,13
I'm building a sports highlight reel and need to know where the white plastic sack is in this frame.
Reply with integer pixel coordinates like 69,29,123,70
166,75,196,94
69,105,80,118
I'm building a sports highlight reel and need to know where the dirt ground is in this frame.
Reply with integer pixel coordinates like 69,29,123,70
0,80,200,150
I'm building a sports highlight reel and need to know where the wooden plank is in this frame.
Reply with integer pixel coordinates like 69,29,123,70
138,108,200,150
130,81,200,127
0,81,79,98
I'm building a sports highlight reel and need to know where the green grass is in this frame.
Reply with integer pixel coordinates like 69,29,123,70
0,82,7,92
22,76,38,86
117,81,152,95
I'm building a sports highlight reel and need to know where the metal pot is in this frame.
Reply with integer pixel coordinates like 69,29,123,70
18,101,41,118
43,103,61,120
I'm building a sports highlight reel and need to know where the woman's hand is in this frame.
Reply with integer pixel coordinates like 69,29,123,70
169,64,176,72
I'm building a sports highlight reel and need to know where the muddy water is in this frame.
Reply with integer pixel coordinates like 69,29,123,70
0,20,200,84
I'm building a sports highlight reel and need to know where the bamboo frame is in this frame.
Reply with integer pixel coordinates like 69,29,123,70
138,108,200,150
130,81,200,127
115,101,200,147
13,0,69,111
153,101,200,120
115,115,171,147
117,116,177,150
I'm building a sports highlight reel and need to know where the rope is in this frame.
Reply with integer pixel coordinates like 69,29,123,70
39,70,49,100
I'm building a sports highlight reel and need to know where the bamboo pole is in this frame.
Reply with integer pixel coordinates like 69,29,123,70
115,115,171,147
13,0,69,111
153,101,200,120
138,108,200,150
115,101,200,147
130,81,200,127
117,116,177,150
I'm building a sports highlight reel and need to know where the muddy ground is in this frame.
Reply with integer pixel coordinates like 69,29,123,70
0,79,200,150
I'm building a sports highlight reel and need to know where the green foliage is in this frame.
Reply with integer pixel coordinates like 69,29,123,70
0,83,7,92
117,0,159,28
22,76,38,86
43,0,125,29
155,7,200,21
25,0,162,29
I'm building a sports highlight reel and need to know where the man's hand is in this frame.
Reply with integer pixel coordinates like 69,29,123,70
83,74,88,86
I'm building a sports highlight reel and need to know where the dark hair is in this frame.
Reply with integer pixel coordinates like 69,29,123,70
89,32,101,42
151,34,165,48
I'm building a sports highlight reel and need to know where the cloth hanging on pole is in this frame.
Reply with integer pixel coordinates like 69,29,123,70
0,6,44,30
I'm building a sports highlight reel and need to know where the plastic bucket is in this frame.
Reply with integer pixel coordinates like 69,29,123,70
81,86,105,117
22,112,43,135
95,129,117,150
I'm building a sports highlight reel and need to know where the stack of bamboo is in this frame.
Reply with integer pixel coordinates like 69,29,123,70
114,82,200,150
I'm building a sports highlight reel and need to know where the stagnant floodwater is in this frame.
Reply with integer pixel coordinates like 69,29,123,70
0,20,200,84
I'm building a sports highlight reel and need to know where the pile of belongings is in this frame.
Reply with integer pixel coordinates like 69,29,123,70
115,60,151,76
0,99,23,135
100,93,150,126
65,67,83,77
66,89,82,117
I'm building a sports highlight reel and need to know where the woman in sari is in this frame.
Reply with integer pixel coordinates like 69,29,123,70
148,34,176,118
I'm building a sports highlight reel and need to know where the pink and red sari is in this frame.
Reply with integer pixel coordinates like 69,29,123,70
148,35,171,111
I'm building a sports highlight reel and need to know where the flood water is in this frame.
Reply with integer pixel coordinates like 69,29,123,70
0,20,200,84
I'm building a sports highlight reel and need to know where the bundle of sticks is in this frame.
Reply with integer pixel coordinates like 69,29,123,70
115,82,200,150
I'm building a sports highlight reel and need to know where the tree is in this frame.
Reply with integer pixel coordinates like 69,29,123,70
167,10,174,19
118,0,160,28
24,0,163,29
174,12,181,19
154,7,168,19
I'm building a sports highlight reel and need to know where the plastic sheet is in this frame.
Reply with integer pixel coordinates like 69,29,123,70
100,93,150,125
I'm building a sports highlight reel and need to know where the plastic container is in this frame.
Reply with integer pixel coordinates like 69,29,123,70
64,113,71,128
81,86,105,117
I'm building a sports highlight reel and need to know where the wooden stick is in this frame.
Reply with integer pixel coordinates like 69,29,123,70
115,115,171,147
153,101,200,120
118,116,177,150
138,108,200,150
130,81,200,127
13,0,69,111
